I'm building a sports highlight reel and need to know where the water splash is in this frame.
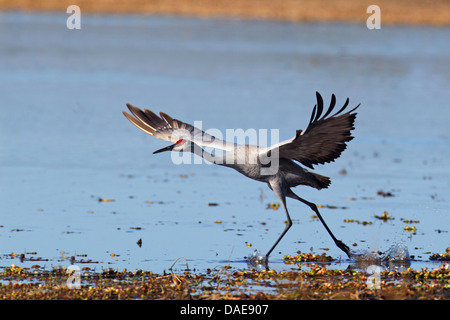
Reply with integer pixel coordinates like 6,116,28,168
381,242,410,263
350,242,411,271
246,249,268,269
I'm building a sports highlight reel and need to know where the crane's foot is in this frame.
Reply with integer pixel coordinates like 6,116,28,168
335,240,352,259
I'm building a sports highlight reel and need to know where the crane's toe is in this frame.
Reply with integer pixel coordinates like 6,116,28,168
336,240,351,258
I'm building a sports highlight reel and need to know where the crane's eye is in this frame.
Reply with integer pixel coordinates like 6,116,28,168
176,139,185,145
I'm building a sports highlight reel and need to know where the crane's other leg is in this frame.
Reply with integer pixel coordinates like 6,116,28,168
287,189,351,258
265,182,292,259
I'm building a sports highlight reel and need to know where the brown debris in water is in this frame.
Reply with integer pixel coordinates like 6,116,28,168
430,248,450,261
1,258,448,300
377,190,394,197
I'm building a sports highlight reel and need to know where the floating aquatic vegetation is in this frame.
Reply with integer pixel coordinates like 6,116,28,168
207,202,219,206
429,248,450,261
347,196,376,201
1,260,448,300
145,200,164,204
377,190,394,197
343,219,372,225
317,204,348,209
404,226,417,232
266,202,280,210
401,218,420,224
374,211,393,222
283,252,335,263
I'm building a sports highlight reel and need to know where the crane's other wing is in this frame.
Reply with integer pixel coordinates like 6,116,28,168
123,104,234,151
263,92,359,169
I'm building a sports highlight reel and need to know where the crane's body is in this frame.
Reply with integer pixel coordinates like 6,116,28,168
123,92,359,260
219,147,330,189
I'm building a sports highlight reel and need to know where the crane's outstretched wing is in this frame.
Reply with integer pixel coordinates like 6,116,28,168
123,104,235,151
264,92,359,169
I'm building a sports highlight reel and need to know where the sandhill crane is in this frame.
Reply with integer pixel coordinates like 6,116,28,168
123,92,359,260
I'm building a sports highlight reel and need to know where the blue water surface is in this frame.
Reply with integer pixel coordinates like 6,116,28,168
0,12,449,274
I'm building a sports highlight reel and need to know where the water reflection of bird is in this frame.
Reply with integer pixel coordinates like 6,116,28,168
123,92,359,261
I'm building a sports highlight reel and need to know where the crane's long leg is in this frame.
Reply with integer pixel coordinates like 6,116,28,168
287,189,351,258
265,182,292,259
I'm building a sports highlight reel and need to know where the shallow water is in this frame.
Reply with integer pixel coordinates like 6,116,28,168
0,12,449,274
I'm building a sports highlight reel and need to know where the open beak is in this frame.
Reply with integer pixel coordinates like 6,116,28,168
153,143,176,154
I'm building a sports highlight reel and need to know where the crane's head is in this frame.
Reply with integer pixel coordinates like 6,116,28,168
153,139,187,154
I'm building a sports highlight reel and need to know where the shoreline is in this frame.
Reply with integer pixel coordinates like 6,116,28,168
1,0,450,26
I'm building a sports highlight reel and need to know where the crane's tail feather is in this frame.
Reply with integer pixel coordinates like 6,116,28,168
309,172,331,189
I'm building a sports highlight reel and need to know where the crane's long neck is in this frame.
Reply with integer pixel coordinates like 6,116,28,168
188,143,267,179
188,142,221,165
187,142,265,178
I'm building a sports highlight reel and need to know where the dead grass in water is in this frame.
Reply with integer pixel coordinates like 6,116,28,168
1,259,448,300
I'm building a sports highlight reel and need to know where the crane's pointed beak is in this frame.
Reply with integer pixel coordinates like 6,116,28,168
153,143,176,154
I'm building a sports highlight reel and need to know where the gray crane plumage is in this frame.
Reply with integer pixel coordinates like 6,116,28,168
123,92,359,260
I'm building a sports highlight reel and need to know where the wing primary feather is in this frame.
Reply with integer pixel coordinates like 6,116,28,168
123,111,156,136
127,104,158,130
160,112,174,125
314,92,324,122
333,97,350,116
144,109,166,128
125,105,224,147
348,103,361,114
309,105,317,126
321,93,336,119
